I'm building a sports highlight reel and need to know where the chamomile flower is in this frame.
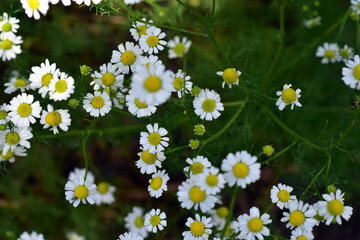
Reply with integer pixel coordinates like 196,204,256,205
111,42,144,74
139,26,166,54
342,54,360,89
20,0,49,20
351,0,360,15
281,199,317,232
317,189,353,225
126,89,157,118
167,36,192,59
171,69,192,98
290,228,314,240
275,84,302,111
130,18,153,41
66,232,85,240
8,93,42,127
0,104,9,125
0,146,27,163
303,16,321,29
139,123,169,153
4,75,31,94
0,127,32,155
49,0,72,6
193,89,224,121
339,45,354,62
209,206,229,229
73,0,102,6
183,155,211,177
83,91,112,117
131,64,172,105
48,72,75,101
139,55,163,69
262,145,274,157
0,34,22,61
91,63,124,90
197,167,225,195
40,104,71,134
68,168,95,184
136,148,166,174
125,207,149,238
270,183,296,209
117,232,144,240
231,207,272,240
148,170,169,198
124,0,144,5
216,68,241,88
94,181,116,205
194,124,205,136
221,151,261,188
112,91,127,109
144,208,167,233
177,178,217,213
18,231,45,240
29,59,60,98
182,214,213,240
65,175,97,207
315,42,340,64
0,13,20,38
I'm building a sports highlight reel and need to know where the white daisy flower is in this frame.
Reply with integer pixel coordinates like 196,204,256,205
148,169,169,198
194,124,205,136
0,146,27,163
112,91,127,110
341,54,360,90
0,13,20,38
94,181,116,205
177,177,217,213
183,155,211,177
221,150,261,188
182,214,213,240
68,168,95,185
29,59,60,98
4,75,31,94
281,199,317,233
339,45,354,62
20,0,49,20
49,0,72,6
66,232,85,240
40,104,71,134
91,63,124,90
290,228,314,240
167,36,192,59
275,84,302,111
124,0,144,5
124,207,149,238
315,42,340,64
17,231,45,240
351,0,360,15
8,93,42,127
0,34,22,61
130,18,153,41
65,175,97,207
144,208,167,233
139,123,169,153
197,167,225,195
136,148,166,174
0,127,32,155
270,183,297,209
83,91,112,117
126,89,157,118
48,72,75,101
131,64,172,105
193,89,224,121
209,206,229,230
231,207,272,240
303,16,321,29
0,104,9,125
73,0,102,6
111,41,144,75
216,68,242,88
317,189,353,225
139,26,166,55
117,232,144,240
171,69,192,98
139,55,163,69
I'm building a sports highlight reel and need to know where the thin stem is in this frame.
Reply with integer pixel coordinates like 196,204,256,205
357,20,360,51
164,145,188,154
300,164,326,200
221,187,238,238
325,151,332,186
223,101,244,107
211,0,216,25
82,135,89,181
335,110,359,147
336,9,350,41
261,140,297,165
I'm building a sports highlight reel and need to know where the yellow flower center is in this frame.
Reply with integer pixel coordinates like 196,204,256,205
74,185,89,199
17,103,32,117
134,216,144,228
1,40,12,50
353,64,360,80
0,150,14,160
262,145,274,156
121,51,136,65
206,174,218,187
147,35,159,47
189,186,206,203
232,162,249,178
339,49,350,58
281,88,297,104
144,75,162,92
45,111,62,126
55,80,68,93
150,177,163,190
202,99,216,113
148,132,161,145
135,98,148,108
191,162,204,174
190,221,205,237
101,72,115,86
41,73,53,87
2,23,12,32
278,189,291,202
28,0,40,10
149,215,161,226
216,206,229,219
324,50,335,60
289,210,305,226
173,77,185,90
327,199,344,216
137,25,147,36
6,132,20,145
247,217,263,233
0,110,8,119
296,236,308,240
91,96,105,109
97,182,110,194
141,150,157,164
222,68,239,84
14,79,27,87
173,43,186,55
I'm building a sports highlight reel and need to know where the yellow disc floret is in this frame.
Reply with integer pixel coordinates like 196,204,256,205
173,43,186,56
191,162,204,174
6,132,20,145
121,51,136,65
1,40,12,50
327,199,344,216
101,72,116,86
28,0,40,10
281,88,297,104
173,77,185,90
17,103,32,117
97,182,110,194
0,150,14,161
202,99,216,113
189,186,206,203
91,96,105,109
148,132,161,145
289,210,305,226
0,110,8,119
45,111,62,126
232,162,249,178
324,50,335,60
144,75,162,92
206,174,218,187
147,36,159,47
353,64,360,80
14,79,27,87
216,206,229,219
150,177,163,190
222,68,239,84
137,25,147,36
55,80,68,93
149,215,160,226
134,217,144,227
41,73,53,87
190,221,205,237
141,150,157,164
278,189,291,202
1,23,12,32
296,236,308,240
135,98,148,108
247,217,263,232
74,185,89,199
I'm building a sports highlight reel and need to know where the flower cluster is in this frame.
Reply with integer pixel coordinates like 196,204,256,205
0,12,22,61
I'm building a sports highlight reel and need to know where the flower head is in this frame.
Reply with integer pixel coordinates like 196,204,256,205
276,84,302,111
144,208,167,233
167,36,192,58
193,89,224,121
182,214,213,240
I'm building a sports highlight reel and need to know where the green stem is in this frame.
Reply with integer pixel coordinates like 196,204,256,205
261,140,297,165
164,145,188,154
221,187,238,238
357,20,360,51
223,101,244,107
300,164,326,200
211,0,216,25
336,9,350,41
82,135,89,181
335,111,359,147
325,151,332,186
